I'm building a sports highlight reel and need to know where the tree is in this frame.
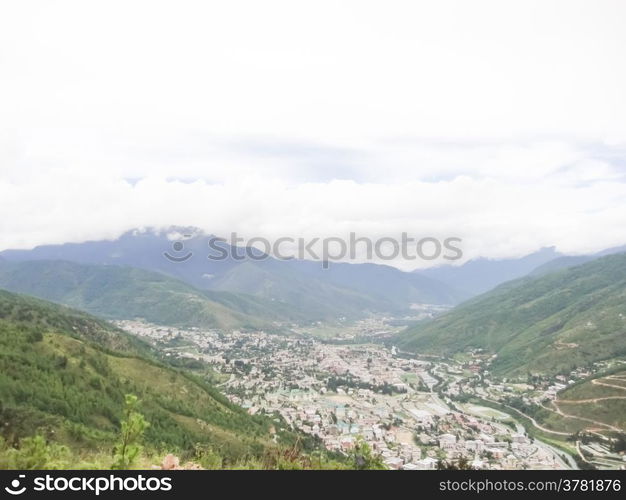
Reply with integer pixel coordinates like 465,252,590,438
112,394,149,469
437,457,474,470
0,435,70,469
349,438,386,470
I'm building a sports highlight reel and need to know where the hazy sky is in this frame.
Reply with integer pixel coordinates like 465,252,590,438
1,1,626,268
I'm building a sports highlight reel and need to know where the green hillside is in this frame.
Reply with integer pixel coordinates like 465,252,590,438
528,255,594,277
0,259,392,328
0,289,292,467
208,260,384,319
396,253,626,376
0,260,283,330
551,368,626,434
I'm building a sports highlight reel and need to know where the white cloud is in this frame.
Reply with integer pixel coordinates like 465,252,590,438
1,156,626,269
1,1,626,267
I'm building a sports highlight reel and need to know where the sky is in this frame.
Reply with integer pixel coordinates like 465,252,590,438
1,0,626,269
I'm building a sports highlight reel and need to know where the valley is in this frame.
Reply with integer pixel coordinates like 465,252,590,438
4,0,626,479
2,234,626,470
116,317,626,470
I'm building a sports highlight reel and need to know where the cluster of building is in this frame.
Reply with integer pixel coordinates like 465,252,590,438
118,319,573,470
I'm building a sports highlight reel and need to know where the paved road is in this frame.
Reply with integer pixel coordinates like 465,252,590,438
483,398,570,436
510,422,578,470
536,437,578,470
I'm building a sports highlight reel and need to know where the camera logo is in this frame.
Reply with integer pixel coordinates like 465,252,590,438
163,235,193,263
5,475,26,495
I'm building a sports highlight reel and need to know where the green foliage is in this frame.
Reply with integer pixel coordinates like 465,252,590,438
112,395,149,469
194,445,224,470
0,434,71,469
348,438,386,470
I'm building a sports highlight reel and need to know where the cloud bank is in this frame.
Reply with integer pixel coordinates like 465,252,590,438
1,1,625,268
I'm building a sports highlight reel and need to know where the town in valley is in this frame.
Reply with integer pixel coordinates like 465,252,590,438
116,313,626,471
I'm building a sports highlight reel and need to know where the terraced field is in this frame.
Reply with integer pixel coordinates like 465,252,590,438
548,370,626,436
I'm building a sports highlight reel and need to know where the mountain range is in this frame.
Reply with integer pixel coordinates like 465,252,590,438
420,244,626,296
0,228,466,320
2,229,625,333
417,247,562,296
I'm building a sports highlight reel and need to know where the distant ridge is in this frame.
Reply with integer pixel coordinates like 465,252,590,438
416,247,561,296
0,259,336,328
0,227,465,315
